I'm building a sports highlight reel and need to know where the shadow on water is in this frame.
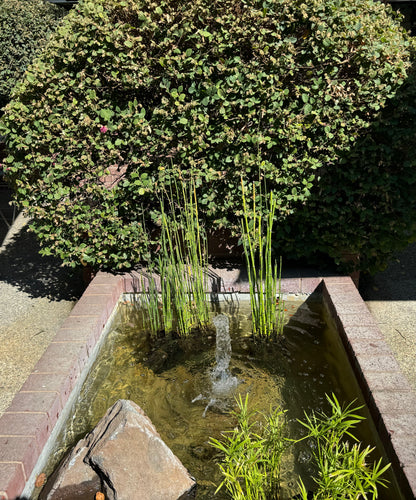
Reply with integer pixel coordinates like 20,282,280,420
0,224,85,301
279,292,404,500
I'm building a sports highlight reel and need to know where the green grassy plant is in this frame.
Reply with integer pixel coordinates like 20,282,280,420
132,182,210,337
211,394,391,499
210,394,287,499
158,183,210,336
297,394,391,499
241,181,284,340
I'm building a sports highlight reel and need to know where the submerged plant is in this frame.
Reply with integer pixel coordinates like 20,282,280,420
241,181,285,340
210,394,287,499
297,394,391,499
136,272,162,334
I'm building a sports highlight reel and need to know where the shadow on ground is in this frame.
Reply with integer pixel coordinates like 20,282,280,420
0,225,85,301
359,243,416,302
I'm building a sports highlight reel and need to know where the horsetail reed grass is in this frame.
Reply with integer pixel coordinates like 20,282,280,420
131,272,162,336
130,182,210,337
157,181,210,336
241,180,284,340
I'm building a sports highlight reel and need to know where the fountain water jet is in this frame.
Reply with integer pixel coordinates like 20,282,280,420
211,314,238,395
192,314,239,417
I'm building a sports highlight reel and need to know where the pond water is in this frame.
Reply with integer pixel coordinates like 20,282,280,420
41,294,399,499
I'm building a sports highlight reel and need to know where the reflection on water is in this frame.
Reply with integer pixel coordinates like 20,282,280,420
41,296,397,499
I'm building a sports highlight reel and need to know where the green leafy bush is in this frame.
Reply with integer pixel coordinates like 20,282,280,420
0,0,415,270
0,0,66,111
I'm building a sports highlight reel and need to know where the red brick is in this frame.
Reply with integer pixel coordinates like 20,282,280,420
33,341,87,375
331,302,372,315
342,325,384,341
323,282,361,296
372,390,416,415
280,278,302,293
300,277,322,294
82,283,120,296
59,314,102,333
365,371,412,392
0,462,26,499
356,354,401,373
391,434,416,466
6,391,62,429
403,465,416,499
336,309,378,327
323,276,355,285
90,272,120,286
53,328,92,343
347,338,392,356
0,436,39,478
70,301,111,317
75,293,114,305
0,413,49,450
383,413,416,437
20,372,69,395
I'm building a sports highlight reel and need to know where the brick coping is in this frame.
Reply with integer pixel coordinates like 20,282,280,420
0,271,414,499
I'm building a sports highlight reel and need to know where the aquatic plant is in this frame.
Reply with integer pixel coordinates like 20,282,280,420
132,182,210,337
297,394,391,499
131,272,162,335
241,181,284,340
211,394,391,499
209,394,287,499
158,183,210,336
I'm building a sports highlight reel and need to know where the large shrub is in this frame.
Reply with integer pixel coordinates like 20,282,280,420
0,0,66,111
0,0,415,271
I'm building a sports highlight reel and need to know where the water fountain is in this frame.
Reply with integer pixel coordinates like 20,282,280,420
193,314,239,417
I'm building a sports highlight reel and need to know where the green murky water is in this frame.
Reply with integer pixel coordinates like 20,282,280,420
41,295,401,499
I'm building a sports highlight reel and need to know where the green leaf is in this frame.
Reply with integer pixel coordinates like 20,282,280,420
99,108,114,121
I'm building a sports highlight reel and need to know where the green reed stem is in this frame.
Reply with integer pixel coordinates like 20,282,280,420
131,272,161,337
241,181,284,340
158,181,209,336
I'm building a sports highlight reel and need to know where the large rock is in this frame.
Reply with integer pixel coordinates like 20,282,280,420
41,434,101,500
43,400,196,500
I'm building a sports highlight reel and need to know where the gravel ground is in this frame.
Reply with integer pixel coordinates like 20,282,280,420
0,213,85,416
360,243,416,391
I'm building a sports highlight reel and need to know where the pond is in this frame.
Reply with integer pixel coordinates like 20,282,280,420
40,293,400,499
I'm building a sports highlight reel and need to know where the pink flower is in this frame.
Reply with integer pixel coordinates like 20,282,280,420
100,126,108,133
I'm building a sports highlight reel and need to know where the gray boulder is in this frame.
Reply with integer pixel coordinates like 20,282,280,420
44,400,196,500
